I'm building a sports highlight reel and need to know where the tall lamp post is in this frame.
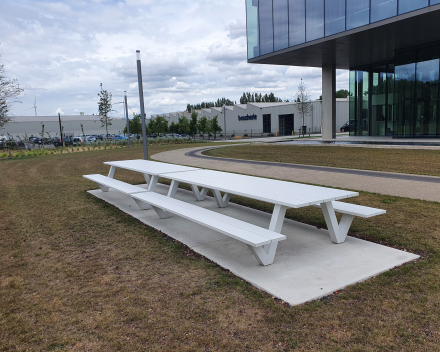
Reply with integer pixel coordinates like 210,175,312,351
136,50,148,160
124,91,131,147
223,104,227,140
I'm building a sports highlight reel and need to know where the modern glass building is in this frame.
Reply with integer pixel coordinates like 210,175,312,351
246,0,440,138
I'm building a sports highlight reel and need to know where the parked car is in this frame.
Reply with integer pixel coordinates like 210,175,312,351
29,137,43,145
53,137,72,147
72,136,84,146
340,121,350,132
86,136,96,144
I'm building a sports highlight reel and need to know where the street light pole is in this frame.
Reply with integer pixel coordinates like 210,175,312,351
136,50,148,160
223,104,227,140
58,113,64,147
124,91,131,147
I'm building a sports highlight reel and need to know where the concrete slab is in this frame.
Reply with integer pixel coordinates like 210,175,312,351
88,184,419,306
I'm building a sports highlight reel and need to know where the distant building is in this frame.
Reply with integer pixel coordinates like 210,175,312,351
152,100,348,135
2,115,127,137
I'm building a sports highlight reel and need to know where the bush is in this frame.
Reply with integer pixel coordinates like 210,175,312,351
244,134,248,137
219,134,223,137
1,152,7,158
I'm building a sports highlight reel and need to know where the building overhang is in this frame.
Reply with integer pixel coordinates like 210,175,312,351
248,5,440,70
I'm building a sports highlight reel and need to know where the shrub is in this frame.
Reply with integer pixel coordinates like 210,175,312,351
1,152,7,158
244,134,248,137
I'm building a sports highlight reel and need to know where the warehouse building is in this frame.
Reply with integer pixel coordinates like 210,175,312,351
153,100,349,136
1,115,127,138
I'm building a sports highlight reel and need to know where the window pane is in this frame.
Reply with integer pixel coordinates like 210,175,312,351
386,64,395,136
325,0,345,36
306,0,324,42
273,0,288,51
346,0,370,30
398,0,428,15
246,0,260,59
259,0,274,55
371,66,387,136
371,0,397,23
289,0,305,46
394,51,416,137
415,46,439,136
431,0,440,5
349,71,356,136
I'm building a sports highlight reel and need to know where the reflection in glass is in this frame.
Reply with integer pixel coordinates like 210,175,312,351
325,0,345,36
394,51,416,137
306,0,324,42
349,71,356,136
289,0,306,46
246,0,259,59
398,0,428,15
415,47,439,136
387,64,395,136
259,0,274,55
273,0,289,51
371,66,387,136
346,0,369,30
371,0,397,23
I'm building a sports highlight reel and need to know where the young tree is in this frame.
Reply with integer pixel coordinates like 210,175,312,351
169,121,178,134
198,116,208,139
154,116,169,134
189,111,198,139
0,53,23,128
178,116,190,135
294,79,312,133
97,83,114,137
123,114,142,135
210,115,222,140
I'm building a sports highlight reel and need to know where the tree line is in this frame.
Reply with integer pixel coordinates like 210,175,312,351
239,92,287,104
124,111,223,139
186,98,235,112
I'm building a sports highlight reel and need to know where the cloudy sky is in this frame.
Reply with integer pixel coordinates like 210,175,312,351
1,0,349,118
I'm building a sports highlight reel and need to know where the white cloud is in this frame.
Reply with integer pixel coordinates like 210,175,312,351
1,0,349,118
53,108,65,115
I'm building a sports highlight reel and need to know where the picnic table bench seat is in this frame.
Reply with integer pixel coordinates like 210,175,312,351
312,201,386,218
131,191,286,266
83,174,151,209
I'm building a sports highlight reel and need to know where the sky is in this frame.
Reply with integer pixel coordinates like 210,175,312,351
0,0,349,119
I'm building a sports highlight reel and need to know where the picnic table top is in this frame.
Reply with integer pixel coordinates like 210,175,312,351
159,169,359,208
104,159,199,175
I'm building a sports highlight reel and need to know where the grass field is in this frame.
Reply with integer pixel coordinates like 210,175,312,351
204,144,440,176
1,144,440,351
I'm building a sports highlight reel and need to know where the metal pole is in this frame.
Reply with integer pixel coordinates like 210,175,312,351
124,91,131,147
223,104,227,140
136,50,148,160
58,113,64,146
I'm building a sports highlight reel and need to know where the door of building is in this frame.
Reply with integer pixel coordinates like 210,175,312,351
279,114,294,135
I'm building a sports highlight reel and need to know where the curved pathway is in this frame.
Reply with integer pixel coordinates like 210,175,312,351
152,145,440,202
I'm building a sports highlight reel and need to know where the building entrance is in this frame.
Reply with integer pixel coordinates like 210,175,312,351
279,114,294,135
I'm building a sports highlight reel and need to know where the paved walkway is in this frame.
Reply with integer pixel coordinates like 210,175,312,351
152,145,440,202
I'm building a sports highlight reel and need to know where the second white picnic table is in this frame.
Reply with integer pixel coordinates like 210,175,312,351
104,159,361,244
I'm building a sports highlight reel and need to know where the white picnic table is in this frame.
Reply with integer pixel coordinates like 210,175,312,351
103,160,364,244
160,169,360,244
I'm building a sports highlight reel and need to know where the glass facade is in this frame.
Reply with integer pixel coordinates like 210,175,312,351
246,0,440,60
350,46,440,138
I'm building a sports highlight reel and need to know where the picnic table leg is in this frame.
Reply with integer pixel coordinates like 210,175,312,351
269,204,287,233
133,198,151,210
320,201,354,244
212,190,231,208
108,166,116,178
97,183,110,192
167,180,180,198
143,173,151,185
191,184,208,201
248,241,279,266
148,175,159,192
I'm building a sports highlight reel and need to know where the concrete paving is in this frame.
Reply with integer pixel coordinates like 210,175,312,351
88,183,418,306
152,146,440,202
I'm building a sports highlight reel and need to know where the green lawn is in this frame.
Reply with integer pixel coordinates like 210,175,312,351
204,144,440,176
1,144,439,351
